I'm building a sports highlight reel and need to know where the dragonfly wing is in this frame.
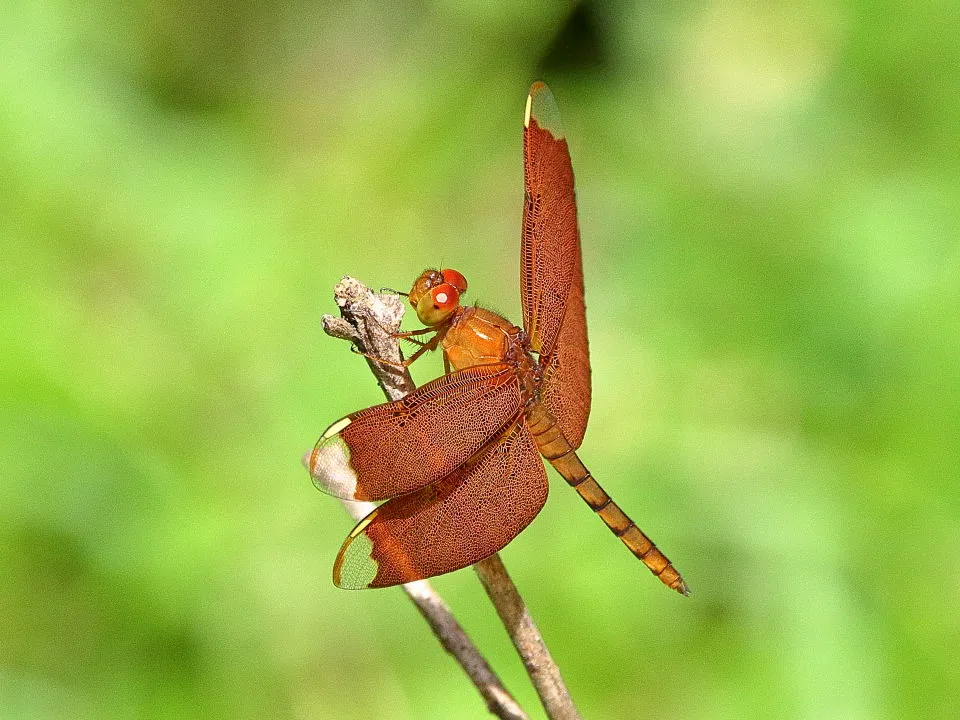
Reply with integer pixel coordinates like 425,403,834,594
539,272,591,448
521,82,591,446
309,363,522,501
333,420,547,588
521,81,581,358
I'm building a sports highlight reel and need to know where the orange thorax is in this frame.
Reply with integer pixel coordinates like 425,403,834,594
442,307,516,371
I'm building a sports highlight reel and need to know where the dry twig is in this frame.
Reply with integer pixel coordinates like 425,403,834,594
474,555,580,720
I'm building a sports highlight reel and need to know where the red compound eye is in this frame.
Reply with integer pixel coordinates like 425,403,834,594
430,283,460,311
440,268,468,295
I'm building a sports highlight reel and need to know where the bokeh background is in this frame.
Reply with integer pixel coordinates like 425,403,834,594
3,1,958,718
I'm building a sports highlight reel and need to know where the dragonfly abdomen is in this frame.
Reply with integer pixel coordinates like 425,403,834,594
525,403,690,596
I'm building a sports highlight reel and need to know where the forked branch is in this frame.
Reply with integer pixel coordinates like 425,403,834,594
311,276,580,720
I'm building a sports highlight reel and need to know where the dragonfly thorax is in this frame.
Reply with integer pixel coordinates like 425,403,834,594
443,306,539,402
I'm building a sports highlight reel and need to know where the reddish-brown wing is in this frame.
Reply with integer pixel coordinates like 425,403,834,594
521,81,580,358
333,420,548,588
309,363,522,502
539,271,591,448
521,82,591,446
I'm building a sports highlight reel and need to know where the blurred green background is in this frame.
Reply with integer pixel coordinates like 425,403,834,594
2,1,958,718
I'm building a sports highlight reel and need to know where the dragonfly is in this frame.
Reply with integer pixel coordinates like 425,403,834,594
310,82,688,595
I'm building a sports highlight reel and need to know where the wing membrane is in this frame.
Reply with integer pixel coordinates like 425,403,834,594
309,363,522,501
333,420,548,588
521,82,592,446
521,81,581,357
539,271,591,448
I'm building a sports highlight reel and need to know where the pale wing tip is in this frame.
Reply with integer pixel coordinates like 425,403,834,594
525,81,564,138
333,523,379,589
309,431,360,500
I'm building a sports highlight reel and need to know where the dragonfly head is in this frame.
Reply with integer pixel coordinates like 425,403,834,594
408,268,468,327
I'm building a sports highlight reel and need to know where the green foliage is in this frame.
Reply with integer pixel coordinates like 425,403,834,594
2,1,958,718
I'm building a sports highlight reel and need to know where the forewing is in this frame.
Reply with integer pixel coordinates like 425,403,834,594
521,82,581,358
521,82,592,447
309,363,521,501
333,421,548,589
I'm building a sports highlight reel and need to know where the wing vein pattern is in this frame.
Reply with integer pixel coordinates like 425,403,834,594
521,83,591,447
334,420,548,588
310,363,522,501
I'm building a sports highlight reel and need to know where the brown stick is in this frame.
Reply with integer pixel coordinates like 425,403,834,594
312,277,528,720
474,556,581,720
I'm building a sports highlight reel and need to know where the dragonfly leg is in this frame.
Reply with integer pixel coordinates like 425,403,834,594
392,327,436,339
350,332,441,368
386,327,438,350
394,327,439,349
